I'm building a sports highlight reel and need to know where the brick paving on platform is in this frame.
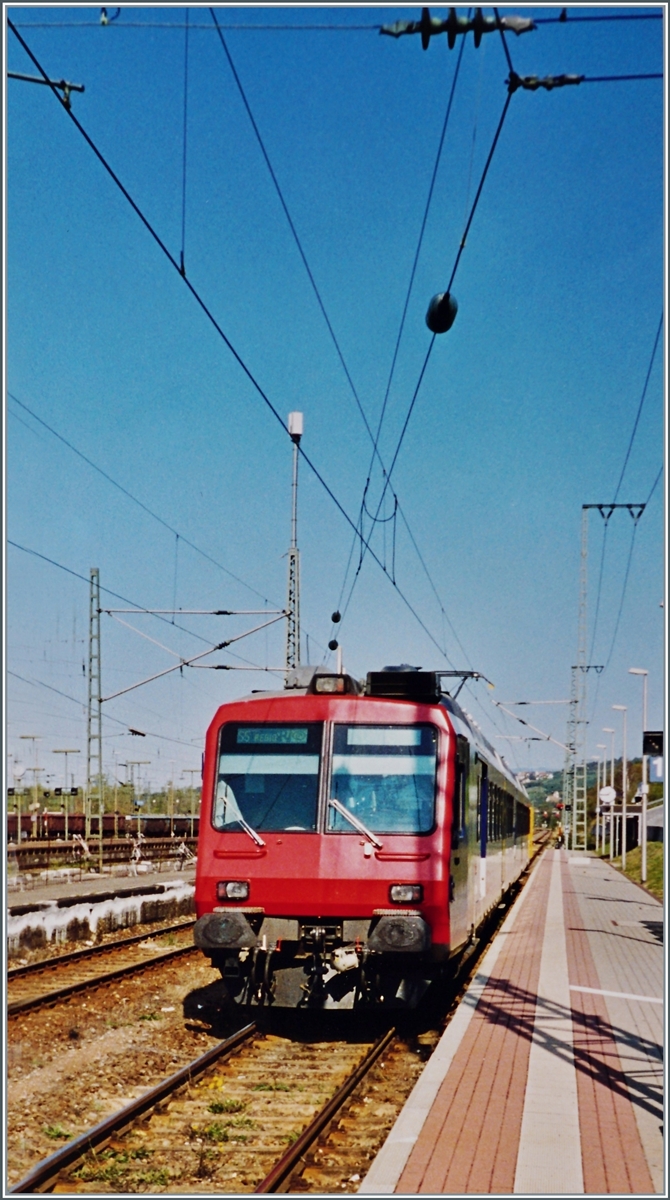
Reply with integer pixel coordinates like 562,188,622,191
360,850,663,1195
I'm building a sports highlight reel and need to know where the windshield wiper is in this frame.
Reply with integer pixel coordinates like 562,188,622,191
328,797,382,850
236,814,266,848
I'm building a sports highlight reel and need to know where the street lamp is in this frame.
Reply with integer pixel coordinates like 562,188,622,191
596,744,607,854
629,668,649,883
182,769,200,839
19,735,42,842
53,749,80,842
613,705,628,869
603,728,615,859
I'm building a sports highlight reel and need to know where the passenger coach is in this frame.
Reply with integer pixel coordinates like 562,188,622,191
194,669,532,1009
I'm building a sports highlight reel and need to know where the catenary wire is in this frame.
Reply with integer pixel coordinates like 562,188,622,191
7,390,279,607
602,522,639,673
7,670,198,749
328,27,469,638
8,391,329,656
13,13,663,30
533,12,662,24
580,73,663,84
378,89,513,515
493,7,515,76
7,538,289,676
613,313,663,502
336,91,513,628
212,5,452,648
211,1,466,665
366,26,469,489
11,21,384,31
589,463,663,722
10,539,220,648
7,20,455,670
179,6,189,276
208,8,378,455
588,314,664,660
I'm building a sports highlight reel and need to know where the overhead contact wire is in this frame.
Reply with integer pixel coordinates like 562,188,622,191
493,7,514,76
7,391,278,607
7,541,288,681
367,91,513,539
368,27,469,484
613,312,663,502
589,313,664,660
333,86,514,639
207,10,467,664
179,6,189,276
7,21,451,667
445,91,512,296
209,7,377,451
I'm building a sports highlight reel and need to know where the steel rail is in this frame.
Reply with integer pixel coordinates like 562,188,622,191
255,1026,396,1193
7,918,196,980
9,1022,257,1194
7,944,199,1017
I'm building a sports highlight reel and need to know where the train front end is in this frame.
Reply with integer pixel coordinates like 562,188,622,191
194,672,455,1009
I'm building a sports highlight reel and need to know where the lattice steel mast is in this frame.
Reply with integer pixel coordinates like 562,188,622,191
564,503,645,849
86,567,103,844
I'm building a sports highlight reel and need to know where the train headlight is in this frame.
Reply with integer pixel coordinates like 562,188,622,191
217,881,250,901
314,675,346,693
389,884,423,904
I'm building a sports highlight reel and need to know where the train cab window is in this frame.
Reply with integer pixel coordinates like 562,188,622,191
213,724,322,833
328,724,437,835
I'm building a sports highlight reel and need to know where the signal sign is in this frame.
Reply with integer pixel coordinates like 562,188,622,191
643,731,663,756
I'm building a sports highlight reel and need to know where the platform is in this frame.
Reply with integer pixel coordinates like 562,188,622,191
360,850,663,1195
7,861,195,914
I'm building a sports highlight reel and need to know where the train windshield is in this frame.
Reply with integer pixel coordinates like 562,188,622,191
214,723,322,833
328,724,437,834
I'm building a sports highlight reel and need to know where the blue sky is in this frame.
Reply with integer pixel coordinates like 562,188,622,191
5,5,665,794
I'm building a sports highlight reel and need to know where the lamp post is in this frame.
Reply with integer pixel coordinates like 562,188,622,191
53,749,80,842
19,736,42,842
603,728,615,859
127,761,150,837
168,759,176,838
628,668,649,883
182,769,200,839
596,744,607,854
613,705,628,868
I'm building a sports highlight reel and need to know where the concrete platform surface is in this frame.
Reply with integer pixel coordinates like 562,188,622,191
7,861,195,914
360,850,663,1195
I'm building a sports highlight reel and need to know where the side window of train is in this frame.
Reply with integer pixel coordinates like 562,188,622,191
453,736,469,848
478,761,488,855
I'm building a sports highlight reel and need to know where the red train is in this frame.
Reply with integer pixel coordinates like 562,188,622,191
194,669,532,1010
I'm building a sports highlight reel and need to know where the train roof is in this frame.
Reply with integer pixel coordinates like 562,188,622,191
439,694,527,799
220,667,528,802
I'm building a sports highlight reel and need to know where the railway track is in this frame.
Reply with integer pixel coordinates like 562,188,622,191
10,842,549,1194
10,1022,408,1194
7,920,197,1017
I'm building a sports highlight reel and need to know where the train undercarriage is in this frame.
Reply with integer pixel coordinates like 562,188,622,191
194,909,446,1010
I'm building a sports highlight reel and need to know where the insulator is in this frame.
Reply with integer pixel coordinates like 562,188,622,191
420,7,432,50
328,639,339,652
425,292,458,334
331,611,341,623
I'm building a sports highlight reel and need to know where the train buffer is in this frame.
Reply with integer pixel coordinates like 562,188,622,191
361,849,663,1194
